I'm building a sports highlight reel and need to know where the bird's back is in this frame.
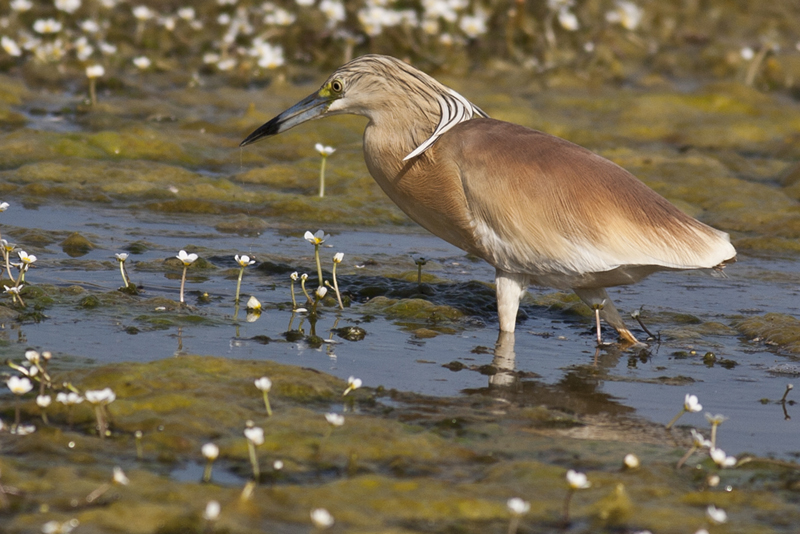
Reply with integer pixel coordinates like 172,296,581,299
436,119,736,288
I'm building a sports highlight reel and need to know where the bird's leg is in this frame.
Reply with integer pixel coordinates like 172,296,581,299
490,330,517,387
573,288,639,345
495,270,528,333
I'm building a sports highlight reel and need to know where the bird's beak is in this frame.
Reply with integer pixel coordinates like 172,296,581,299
239,90,333,147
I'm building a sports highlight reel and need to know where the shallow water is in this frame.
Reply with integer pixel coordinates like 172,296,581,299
2,69,800,533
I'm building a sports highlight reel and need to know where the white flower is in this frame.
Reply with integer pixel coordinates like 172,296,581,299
623,453,640,469
41,519,79,534
291,272,299,281
80,19,100,33
85,387,116,405
310,508,334,529
14,423,36,435
7,376,33,395
56,392,84,405
319,0,345,26
684,394,702,413
217,58,236,71
304,230,330,245
244,426,265,445
343,376,362,396
325,413,344,427
235,254,255,267
705,413,728,425
112,466,129,485
507,497,530,515
459,12,487,38
133,56,151,69
176,250,198,266
177,7,195,20
605,1,643,30
202,442,220,460
706,504,727,524
115,253,129,262
333,252,344,263
566,469,591,489
25,350,40,364
741,47,755,61
316,286,327,298
36,395,52,408
558,9,579,31
690,429,711,448
10,0,33,12
4,285,22,295
709,447,737,468
132,5,154,20
160,16,176,31
246,295,261,311
55,0,81,14
203,500,221,521
18,251,37,265
33,19,64,34
264,8,296,26
86,64,105,78
315,143,336,156
254,377,272,392
74,37,94,61
1,37,22,57
99,41,117,55
296,0,315,5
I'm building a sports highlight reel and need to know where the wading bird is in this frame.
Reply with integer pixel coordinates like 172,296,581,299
241,55,736,345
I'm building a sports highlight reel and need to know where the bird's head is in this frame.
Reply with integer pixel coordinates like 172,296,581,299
240,55,487,158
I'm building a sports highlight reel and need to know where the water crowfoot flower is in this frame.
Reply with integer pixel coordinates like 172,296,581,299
176,250,198,304
709,447,737,468
115,253,130,288
290,272,299,310
203,500,221,522
202,442,219,482
56,391,84,427
706,504,727,525
244,421,264,480
331,252,344,309
300,273,312,304
414,256,427,285
310,508,334,530
312,286,327,313
304,230,330,285
7,376,33,431
85,387,116,438
254,376,273,416
623,453,640,469
705,413,728,448
563,469,590,524
318,412,344,459
41,519,80,534
343,376,362,396
315,143,336,197
16,250,36,285
4,285,24,307
507,497,530,534
666,393,702,429
85,65,105,106
1,239,16,279
233,254,255,304
677,429,712,468
36,395,51,425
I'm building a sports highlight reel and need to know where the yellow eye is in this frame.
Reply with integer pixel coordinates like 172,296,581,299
330,79,344,93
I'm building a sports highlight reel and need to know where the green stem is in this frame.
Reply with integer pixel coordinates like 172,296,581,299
180,265,187,304
262,390,272,417
247,440,260,481
665,408,685,430
290,280,297,310
4,249,12,280
563,489,574,525
119,261,129,288
710,423,718,448
235,266,244,304
314,244,323,286
332,263,343,310
301,277,312,304
319,156,327,198
203,460,214,483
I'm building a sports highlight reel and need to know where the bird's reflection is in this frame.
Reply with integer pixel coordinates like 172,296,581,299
488,330,519,388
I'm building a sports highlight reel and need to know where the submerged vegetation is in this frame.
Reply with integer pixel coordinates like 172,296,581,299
0,0,798,532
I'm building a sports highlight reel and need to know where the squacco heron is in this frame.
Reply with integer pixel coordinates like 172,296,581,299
241,55,736,344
